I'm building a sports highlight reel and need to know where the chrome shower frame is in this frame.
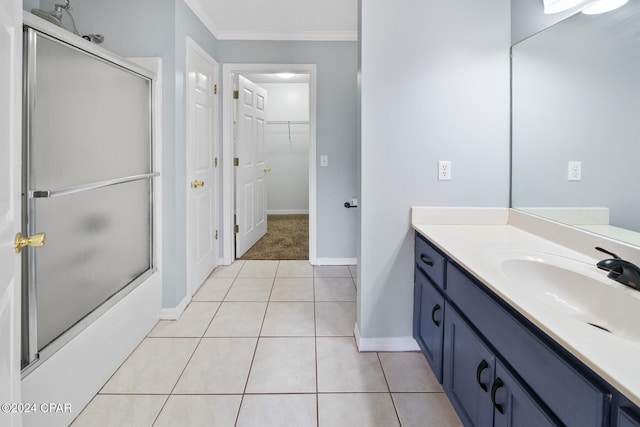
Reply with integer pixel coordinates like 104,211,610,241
21,22,157,376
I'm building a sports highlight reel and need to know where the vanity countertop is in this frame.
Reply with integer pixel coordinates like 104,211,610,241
411,207,640,407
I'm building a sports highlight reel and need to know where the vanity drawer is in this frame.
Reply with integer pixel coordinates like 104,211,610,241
446,263,608,427
415,233,446,290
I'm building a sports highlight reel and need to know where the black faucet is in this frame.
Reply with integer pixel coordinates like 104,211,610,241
595,247,640,290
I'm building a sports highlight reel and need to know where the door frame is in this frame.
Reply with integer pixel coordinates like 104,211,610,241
0,0,22,423
222,63,317,265
186,37,219,297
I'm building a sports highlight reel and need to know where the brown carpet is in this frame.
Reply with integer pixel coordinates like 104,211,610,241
238,214,309,260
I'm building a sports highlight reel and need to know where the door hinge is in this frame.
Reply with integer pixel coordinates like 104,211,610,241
234,224,239,234
215,229,218,240
214,157,218,167
234,157,239,167
213,84,217,95
233,90,239,99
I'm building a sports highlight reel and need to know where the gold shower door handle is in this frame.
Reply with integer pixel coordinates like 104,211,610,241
263,167,271,173
191,180,205,188
14,232,46,253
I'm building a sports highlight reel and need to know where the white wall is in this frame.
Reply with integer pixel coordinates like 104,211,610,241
358,0,511,341
260,82,309,214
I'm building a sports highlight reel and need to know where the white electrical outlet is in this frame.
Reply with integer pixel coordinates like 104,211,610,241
568,161,582,181
438,161,451,181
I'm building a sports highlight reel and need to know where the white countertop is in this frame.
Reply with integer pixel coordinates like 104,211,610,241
412,207,640,407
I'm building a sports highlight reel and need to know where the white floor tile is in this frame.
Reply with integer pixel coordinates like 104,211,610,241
392,393,462,427
314,277,356,301
349,265,357,278
276,260,314,278
204,302,267,337
211,261,245,278
74,257,462,427
270,278,314,301
316,337,388,392
225,278,274,301
154,395,242,427
70,395,167,427
173,337,257,394
379,352,443,392
315,302,356,336
192,276,234,301
101,338,199,394
236,394,317,427
245,337,316,393
261,302,315,336
238,260,279,278
148,302,219,338
314,265,352,278
318,393,399,427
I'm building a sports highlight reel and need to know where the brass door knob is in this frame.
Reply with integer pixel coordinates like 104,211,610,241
191,180,205,188
263,167,272,173
14,232,46,253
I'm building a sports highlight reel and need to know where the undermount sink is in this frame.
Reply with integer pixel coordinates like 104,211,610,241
492,250,640,341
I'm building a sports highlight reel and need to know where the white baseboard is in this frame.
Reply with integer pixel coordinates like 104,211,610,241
315,257,357,266
354,323,420,352
267,210,309,215
159,294,190,320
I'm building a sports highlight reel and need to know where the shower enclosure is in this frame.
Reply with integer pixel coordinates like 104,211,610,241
21,25,157,371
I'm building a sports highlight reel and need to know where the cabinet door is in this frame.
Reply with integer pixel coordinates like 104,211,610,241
444,307,495,427
492,363,558,427
618,407,640,427
414,269,445,382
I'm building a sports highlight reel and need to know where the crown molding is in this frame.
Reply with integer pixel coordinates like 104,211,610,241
183,0,357,42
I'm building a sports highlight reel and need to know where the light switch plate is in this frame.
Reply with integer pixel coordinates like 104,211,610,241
320,155,328,167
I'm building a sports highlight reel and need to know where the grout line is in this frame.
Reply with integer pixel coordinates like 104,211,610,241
313,273,320,426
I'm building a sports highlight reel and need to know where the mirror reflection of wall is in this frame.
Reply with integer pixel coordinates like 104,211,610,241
511,0,640,244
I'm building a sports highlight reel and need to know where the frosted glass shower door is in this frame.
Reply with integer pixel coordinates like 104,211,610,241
23,28,155,366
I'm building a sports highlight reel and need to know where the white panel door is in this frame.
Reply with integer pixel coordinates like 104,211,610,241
0,0,22,425
235,76,268,258
186,40,218,296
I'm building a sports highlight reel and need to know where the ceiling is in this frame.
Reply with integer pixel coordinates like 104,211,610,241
183,0,358,41
244,73,310,84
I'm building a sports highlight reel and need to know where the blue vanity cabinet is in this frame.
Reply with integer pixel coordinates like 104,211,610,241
444,306,557,427
415,233,446,290
414,268,445,382
444,306,495,426
413,233,447,382
618,407,640,427
413,231,612,427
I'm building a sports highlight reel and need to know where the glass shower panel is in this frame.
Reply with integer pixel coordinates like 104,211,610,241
33,180,151,351
30,33,151,191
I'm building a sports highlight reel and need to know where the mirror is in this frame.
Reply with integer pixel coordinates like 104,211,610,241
511,0,640,247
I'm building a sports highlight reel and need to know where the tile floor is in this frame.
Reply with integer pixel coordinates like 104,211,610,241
71,260,462,427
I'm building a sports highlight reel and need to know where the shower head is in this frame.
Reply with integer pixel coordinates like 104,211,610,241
31,7,64,28
31,1,79,35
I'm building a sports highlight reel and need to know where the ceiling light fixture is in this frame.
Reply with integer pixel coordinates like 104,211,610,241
581,0,628,14
543,0,586,14
276,72,295,79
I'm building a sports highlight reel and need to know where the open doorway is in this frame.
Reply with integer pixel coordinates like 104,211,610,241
221,64,317,265
237,73,310,260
